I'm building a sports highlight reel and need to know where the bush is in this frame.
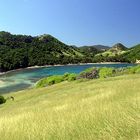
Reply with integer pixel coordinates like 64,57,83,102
115,67,126,75
67,73,77,81
47,75,64,85
63,72,71,80
36,75,64,88
36,78,48,88
124,65,140,74
99,67,115,78
135,65,140,73
0,96,6,104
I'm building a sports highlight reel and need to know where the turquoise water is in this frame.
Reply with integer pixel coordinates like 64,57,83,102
0,64,136,94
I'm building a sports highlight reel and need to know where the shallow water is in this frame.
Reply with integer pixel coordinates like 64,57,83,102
0,64,136,94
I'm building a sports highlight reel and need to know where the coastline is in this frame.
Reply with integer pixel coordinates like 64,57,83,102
0,62,130,76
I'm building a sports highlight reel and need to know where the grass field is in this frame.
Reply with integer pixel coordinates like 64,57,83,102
0,74,140,140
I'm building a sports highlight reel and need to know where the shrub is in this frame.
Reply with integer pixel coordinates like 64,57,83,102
135,65,140,73
0,96,6,104
99,67,115,78
114,67,126,76
63,72,71,80
123,65,140,74
47,75,64,85
36,78,48,88
36,75,64,88
67,73,77,81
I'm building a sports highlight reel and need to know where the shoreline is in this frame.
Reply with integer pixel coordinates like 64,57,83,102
0,62,131,76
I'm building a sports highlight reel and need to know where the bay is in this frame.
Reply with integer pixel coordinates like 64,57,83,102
0,63,136,94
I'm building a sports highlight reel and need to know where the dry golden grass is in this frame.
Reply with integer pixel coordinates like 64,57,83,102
0,74,140,140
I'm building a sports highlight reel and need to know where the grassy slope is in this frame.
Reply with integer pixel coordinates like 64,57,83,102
0,74,140,140
96,49,126,57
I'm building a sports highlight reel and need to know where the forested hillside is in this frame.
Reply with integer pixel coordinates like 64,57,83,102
0,32,86,72
0,31,139,72
121,44,140,63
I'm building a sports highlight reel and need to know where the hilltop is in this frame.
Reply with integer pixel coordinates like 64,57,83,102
111,43,127,51
95,43,127,57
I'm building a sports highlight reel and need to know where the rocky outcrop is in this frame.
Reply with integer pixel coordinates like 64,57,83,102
77,69,99,80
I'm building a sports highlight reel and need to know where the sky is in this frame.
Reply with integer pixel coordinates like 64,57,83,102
0,0,140,47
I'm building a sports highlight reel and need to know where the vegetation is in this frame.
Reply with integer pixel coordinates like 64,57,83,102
121,44,140,63
0,31,85,72
78,65,140,79
66,73,77,81
0,95,6,104
35,65,140,88
123,65,140,74
0,31,140,72
96,43,127,57
94,44,140,63
36,73,77,88
0,74,139,139
99,67,115,78
79,46,103,57
93,43,128,63
36,75,64,87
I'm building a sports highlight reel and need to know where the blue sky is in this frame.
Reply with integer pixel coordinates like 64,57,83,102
0,0,140,47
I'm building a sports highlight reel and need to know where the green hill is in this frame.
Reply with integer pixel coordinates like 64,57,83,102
111,43,127,51
0,74,139,140
121,44,140,63
0,31,140,72
91,45,110,51
96,43,127,57
0,31,84,72
79,45,110,56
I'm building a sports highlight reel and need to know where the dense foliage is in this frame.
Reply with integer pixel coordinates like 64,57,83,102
36,73,77,88
36,75,64,87
0,31,140,72
0,31,85,72
0,96,6,104
121,44,140,63
98,67,115,78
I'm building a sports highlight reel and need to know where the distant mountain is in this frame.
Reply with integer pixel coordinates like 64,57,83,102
91,45,110,51
80,45,110,51
110,43,127,52
95,43,128,57
79,45,110,57
79,46,101,56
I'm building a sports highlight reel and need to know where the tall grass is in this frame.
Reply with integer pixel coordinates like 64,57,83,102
0,74,140,140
